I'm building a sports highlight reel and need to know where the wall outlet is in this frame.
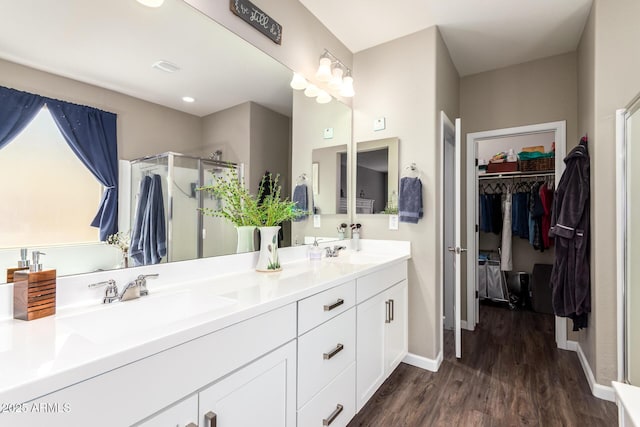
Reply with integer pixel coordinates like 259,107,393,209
373,117,386,131
323,127,334,139
388,214,399,230
313,215,321,228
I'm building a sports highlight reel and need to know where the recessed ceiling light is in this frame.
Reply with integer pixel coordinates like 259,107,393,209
182,96,195,103
152,60,180,73
136,0,165,7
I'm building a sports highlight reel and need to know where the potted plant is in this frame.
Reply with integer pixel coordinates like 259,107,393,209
106,231,130,268
199,170,302,271
198,169,261,253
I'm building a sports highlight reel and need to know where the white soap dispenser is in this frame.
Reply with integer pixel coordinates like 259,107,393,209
308,238,323,261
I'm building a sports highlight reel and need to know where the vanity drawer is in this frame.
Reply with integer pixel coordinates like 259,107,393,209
298,308,356,407
356,261,407,303
298,362,356,427
298,280,355,335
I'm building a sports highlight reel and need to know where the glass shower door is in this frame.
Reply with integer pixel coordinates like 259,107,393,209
170,155,200,262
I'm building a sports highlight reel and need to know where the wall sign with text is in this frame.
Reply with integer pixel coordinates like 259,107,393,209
230,0,282,45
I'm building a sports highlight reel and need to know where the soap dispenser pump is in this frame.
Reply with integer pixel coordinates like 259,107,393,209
6,248,30,283
30,251,46,272
309,238,323,261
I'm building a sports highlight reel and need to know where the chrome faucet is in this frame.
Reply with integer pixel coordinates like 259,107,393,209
135,273,159,296
88,279,119,304
325,245,346,258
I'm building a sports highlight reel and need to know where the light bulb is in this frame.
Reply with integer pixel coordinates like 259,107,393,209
304,84,320,98
316,90,332,104
316,57,332,82
290,72,308,90
340,75,355,98
329,66,344,90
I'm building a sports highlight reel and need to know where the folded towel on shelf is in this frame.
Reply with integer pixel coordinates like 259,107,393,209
398,177,423,224
292,183,308,222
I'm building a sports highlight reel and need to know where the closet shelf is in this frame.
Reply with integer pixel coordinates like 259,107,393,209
478,170,555,180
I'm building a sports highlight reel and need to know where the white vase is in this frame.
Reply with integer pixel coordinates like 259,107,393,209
256,226,281,272
236,226,256,254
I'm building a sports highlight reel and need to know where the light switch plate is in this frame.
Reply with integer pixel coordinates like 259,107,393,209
373,117,386,131
313,215,321,228
388,214,399,230
323,127,334,139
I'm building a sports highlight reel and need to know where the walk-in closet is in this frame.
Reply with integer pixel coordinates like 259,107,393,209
476,131,557,323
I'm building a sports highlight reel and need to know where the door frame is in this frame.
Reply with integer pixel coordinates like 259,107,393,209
466,121,568,350
439,111,457,358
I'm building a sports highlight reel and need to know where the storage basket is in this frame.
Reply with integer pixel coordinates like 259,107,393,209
519,157,554,172
487,161,518,173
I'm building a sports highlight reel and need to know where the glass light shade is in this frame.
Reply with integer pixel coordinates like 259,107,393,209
316,90,332,104
290,73,308,90
136,0,164,7
304,84,320,98
328,67,344,90
339,75,355,97
316,57,332,82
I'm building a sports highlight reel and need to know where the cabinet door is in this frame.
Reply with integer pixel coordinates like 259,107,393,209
356,291,387,412
136,395,198,427
199,340,296,427
384,280,408,374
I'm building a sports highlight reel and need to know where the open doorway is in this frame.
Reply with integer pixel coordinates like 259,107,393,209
466,121,569,350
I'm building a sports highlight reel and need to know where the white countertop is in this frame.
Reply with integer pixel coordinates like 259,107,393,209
0,240,410,403
613,381,640,426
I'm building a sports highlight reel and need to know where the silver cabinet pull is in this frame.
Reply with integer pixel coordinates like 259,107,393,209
390,299,395,322
205,411,217,427
385,300,391,323
324,298,344,312
323,343,344,360
322,404,344,426
186,423,198,427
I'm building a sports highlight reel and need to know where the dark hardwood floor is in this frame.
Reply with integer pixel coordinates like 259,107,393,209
348,304,617,427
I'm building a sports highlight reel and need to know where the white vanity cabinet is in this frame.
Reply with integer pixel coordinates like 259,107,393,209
137,395,199,427
356,263,408,411
297,280,357,427
26,304,297,427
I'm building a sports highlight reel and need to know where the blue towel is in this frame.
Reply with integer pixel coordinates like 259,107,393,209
131,174,167,266
292,183,308,222
130,176,151,266
398,177,423,223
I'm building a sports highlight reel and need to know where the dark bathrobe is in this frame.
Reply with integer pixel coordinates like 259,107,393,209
549,136,590,331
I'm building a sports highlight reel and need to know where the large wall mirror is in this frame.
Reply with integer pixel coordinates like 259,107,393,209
618,95,640,386
355,138,399,214
0,0,301,282
291,91,352,243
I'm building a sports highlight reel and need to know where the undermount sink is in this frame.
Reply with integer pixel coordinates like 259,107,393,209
57,290,236,344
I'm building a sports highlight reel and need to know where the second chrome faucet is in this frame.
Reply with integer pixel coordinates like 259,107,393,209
89,273,159,304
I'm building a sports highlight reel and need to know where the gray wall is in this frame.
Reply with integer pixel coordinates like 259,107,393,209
0,58,203,161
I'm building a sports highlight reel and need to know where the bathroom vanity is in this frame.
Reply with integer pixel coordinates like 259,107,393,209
0,240,409,427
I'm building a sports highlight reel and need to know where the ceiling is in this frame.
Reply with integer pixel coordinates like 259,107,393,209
0,0,292,117
298,0,593,76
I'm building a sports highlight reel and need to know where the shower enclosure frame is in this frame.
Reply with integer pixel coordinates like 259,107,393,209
130,151,244,262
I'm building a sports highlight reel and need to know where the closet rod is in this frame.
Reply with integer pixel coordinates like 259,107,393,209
478,171,555,181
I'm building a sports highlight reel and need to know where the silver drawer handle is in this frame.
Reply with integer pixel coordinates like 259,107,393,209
324,298,344,311
323,343,344,360
322,404,344,426
205,411,217,427
390,298,395,321
385,300,391,323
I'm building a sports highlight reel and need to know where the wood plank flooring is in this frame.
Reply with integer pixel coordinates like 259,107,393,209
348,304,617,427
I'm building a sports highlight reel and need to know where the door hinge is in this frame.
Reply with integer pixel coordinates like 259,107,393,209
476,290,479,298
476,224,479,233
475,158,478,167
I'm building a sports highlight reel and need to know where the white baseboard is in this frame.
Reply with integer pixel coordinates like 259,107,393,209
565,340,579,352
575,342,615,402
403,351,443,372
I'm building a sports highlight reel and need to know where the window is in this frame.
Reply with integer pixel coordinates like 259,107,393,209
0,107,102,247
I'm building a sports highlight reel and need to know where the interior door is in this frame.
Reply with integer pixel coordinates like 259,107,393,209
454,118,464,358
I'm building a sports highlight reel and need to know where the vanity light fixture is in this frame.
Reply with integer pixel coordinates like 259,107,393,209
290,72,308,90
136,0,165,7
316,90,332,104
182,96,195,103
304,84,320,98
316,53,333,82
328,65,344,90
339,70,355,98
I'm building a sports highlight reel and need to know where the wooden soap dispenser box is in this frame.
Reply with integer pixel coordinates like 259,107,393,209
13,251,57,321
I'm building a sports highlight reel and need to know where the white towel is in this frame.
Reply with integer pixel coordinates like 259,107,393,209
501,193,513,271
